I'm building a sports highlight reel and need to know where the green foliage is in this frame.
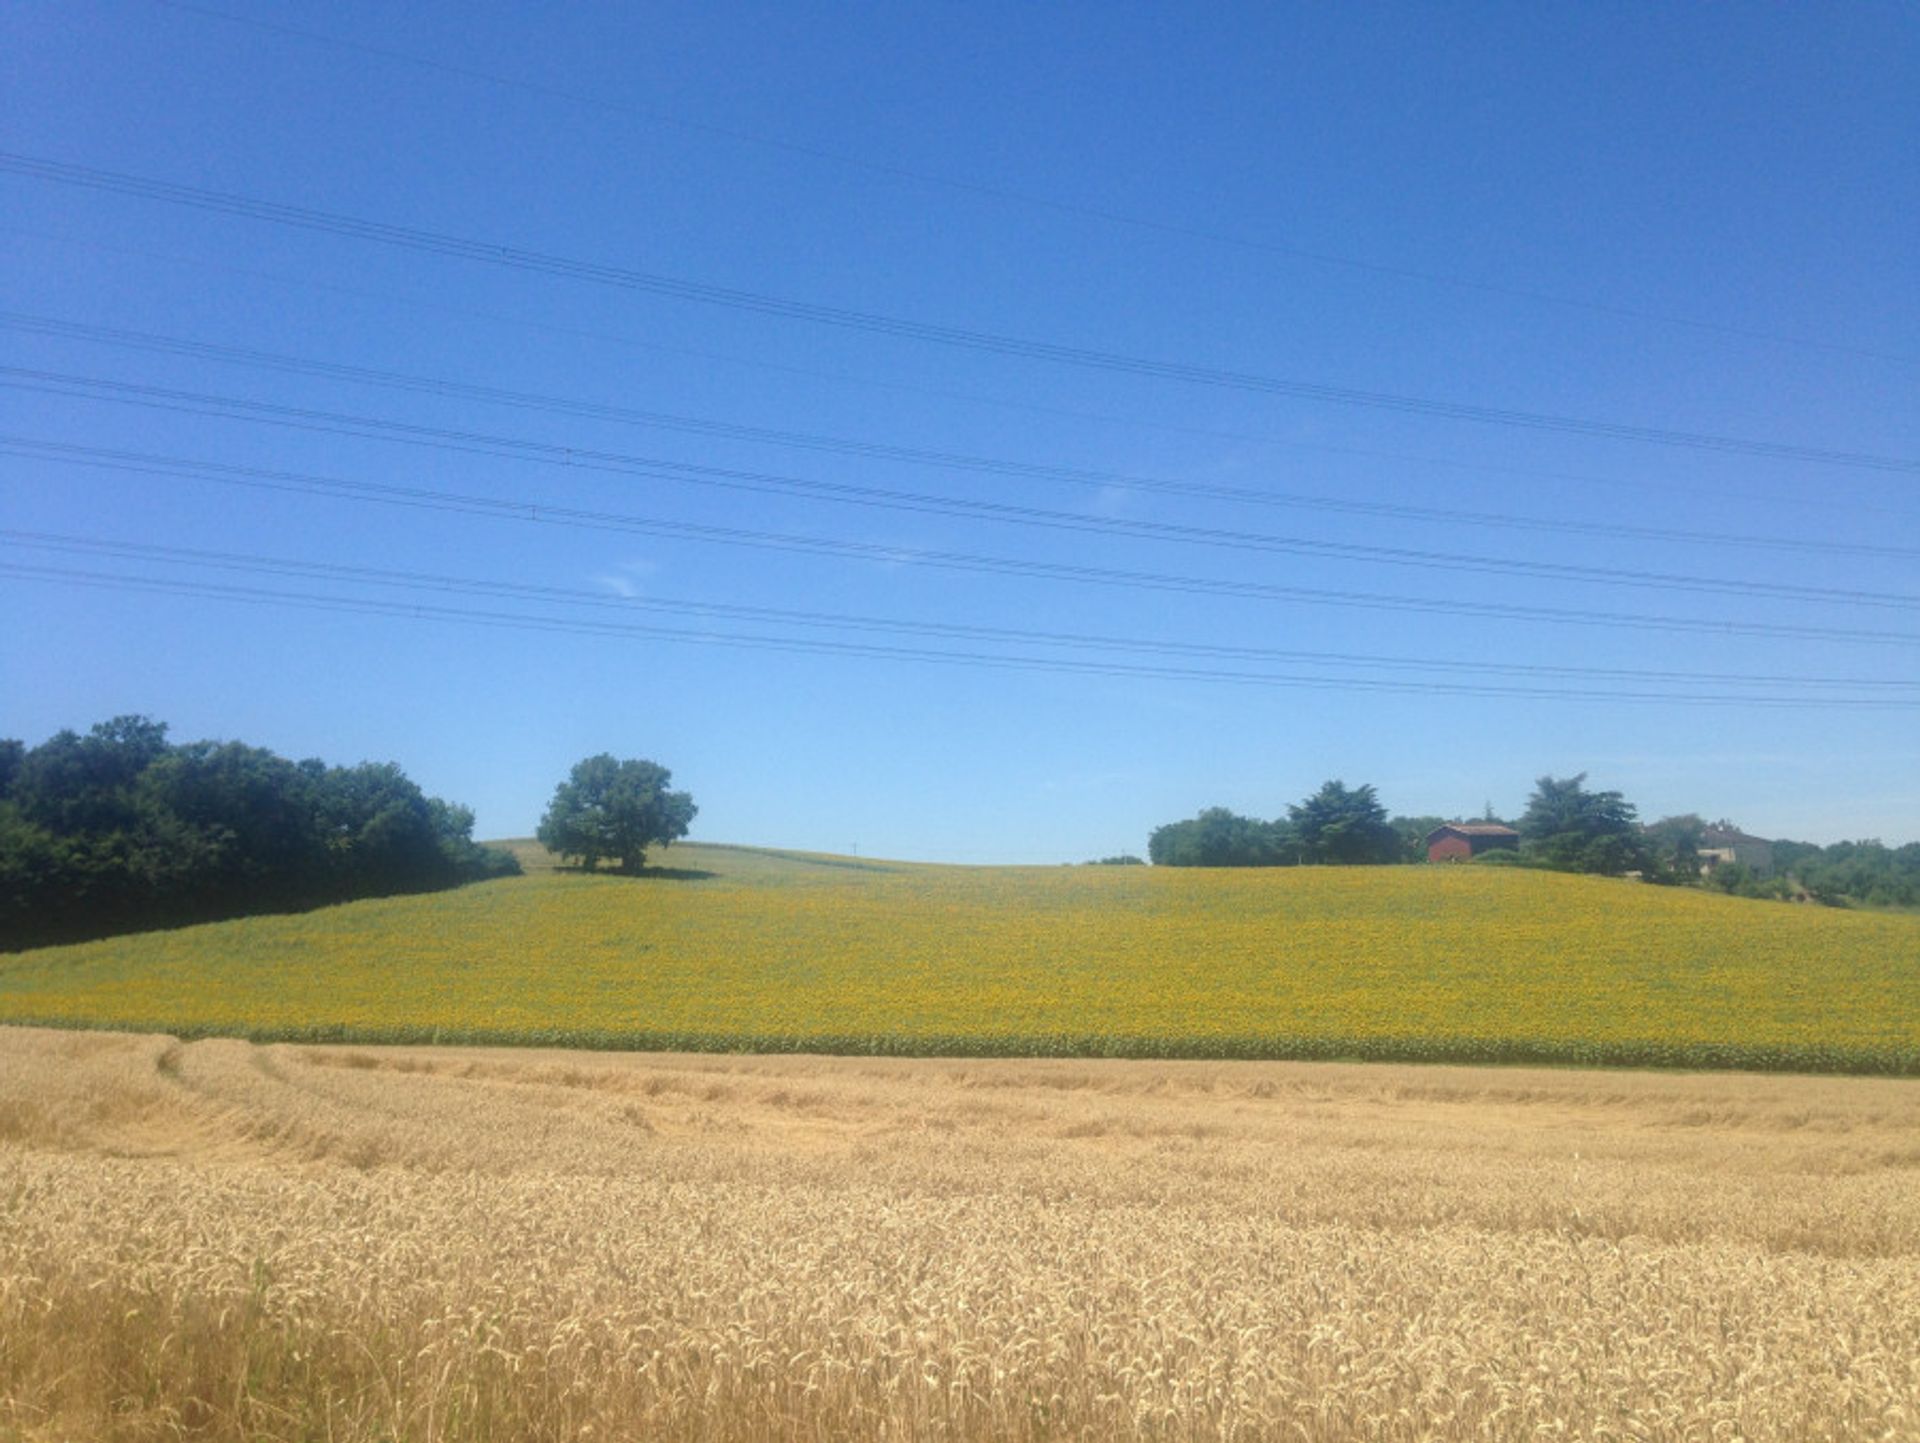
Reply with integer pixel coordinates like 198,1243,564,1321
1771,838,1825,875
0,739,24,798
1151,782,1403,867
1641,813,1707,885
1518,773,1648,876
0,717,519,951
1389,814,1450,863
1793,841,1920,909
1086,854,1145,866
1695,838,1919,909
1705,861,1790,901
536,755,696,874
1288,781,1399,865
10,715,170,837
1469,846,1546,868
140,742,329,911
1147,807,1288,867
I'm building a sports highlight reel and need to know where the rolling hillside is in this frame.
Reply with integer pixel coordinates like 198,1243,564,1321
2,842,1916,1072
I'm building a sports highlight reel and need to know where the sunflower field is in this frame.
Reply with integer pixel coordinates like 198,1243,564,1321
2,842,1915,1072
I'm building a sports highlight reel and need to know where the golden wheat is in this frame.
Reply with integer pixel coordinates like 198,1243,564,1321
2,1025,1916,1440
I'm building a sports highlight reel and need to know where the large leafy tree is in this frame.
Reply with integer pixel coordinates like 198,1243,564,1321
1289,780,1400,865
1,716,517,951
137,741,328,912
11,715,171,837
1519,773,1647,875
315,761,465,896
1147,807,1286,867
537,755,696,874
1642,813,1708,885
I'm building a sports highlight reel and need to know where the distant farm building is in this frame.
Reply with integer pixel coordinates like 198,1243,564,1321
1426,823,1520,863
1699,824,1773,876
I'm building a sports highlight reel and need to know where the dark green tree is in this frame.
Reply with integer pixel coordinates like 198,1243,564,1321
1389,813,1451,863
1,717,518,951
1147,807,1286,866
11,715,170,836
315,761,449,896
537,755,696,873
1289,780,1401,865
1643,813,1708,885
1794,840,1920,908
1518,773,1647,876
1771,838,1824,876
428,798,522,883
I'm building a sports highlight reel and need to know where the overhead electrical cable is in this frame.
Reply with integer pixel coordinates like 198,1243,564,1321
3,561,1910,710
10,436,1920,649
140,0,1915,367
8,310,1914,562
3,151,1913,473
6,529,1912,692
6,371,1917,612
13,226,1917,526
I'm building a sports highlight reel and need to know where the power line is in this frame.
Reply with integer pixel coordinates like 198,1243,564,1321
4,560,1911,709
8,528,1911,692
11,309,1916,563
11,435,1920,648
8,370,1918,612
140,0,1917,368
15,225,1917,527
5,150,1914,473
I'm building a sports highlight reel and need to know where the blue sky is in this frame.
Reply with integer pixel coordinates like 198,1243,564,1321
3,1,1916,861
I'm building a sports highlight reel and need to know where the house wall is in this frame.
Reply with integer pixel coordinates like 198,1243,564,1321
1428,834,1474,862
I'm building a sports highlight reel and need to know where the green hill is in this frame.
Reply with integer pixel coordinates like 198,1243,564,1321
2,842,1915,1073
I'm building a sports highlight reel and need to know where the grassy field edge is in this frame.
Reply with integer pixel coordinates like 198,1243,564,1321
4,1014,1914,1077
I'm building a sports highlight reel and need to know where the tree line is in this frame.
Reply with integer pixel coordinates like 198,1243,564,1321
1149,781,1408,866
1729,839,1920,909
0,716,520,951
1147,773,1919,908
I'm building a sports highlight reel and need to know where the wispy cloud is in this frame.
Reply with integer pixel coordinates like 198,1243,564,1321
1085,484,1141,519
593,559,659,598
869,545,926,573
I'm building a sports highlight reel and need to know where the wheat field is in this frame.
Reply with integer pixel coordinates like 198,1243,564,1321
2,1025,1916,1441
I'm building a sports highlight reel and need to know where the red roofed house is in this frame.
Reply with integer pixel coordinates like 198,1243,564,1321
1425,823,1520,863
